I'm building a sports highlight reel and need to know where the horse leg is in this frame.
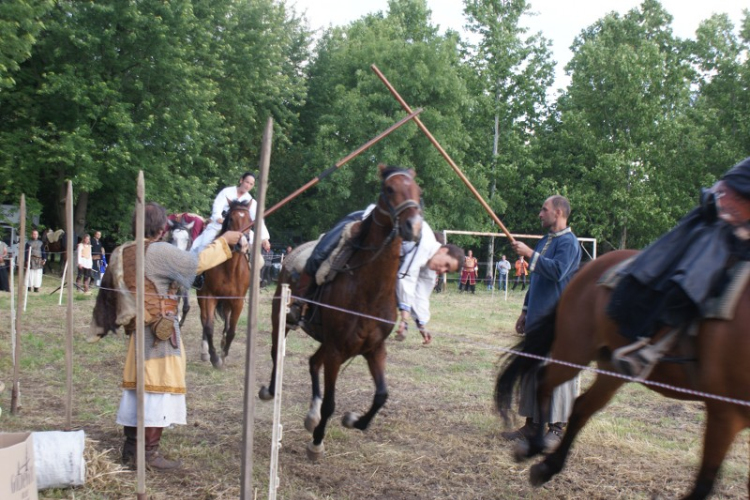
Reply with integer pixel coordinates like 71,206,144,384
680,404,743,500
221,298,243,360
200,300,222,369
259,286,286,401
529,372,625,487
179,289,190,328
307,348,340,461
342,345,388,431
304,346,325,434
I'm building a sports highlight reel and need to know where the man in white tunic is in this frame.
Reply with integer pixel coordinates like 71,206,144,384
191,172,270,255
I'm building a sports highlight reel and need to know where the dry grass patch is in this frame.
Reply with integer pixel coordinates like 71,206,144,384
0,282,748,498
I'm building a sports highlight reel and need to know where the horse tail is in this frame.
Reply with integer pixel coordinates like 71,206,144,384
494,307,558,424
214,301,228,323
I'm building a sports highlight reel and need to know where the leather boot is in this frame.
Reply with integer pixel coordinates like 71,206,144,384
501,417,538,442
287,272,314,327
121,426,137,468
144,427,181,471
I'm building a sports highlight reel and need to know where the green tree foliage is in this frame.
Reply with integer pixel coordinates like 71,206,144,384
538,0,696,250
0,0,53,90
283,0,473,239
0,0,308,240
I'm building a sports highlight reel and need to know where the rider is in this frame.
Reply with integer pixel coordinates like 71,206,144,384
611,156,750,377
191,172,271,256
396,223,464,344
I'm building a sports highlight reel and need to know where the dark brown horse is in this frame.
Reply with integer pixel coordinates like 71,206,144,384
259,164,423,460
495,249,750,499
197,200,250,369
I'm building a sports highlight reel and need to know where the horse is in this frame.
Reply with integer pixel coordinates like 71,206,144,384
166,217,196,327
495,249,750,499
197,200,250,369
258,164,423,460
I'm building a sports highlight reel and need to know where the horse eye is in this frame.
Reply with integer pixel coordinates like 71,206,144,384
386,186,395,196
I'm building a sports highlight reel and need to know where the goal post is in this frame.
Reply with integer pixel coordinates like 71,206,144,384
441,229,597,292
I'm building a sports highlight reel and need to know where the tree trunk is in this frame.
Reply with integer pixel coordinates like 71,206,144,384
74,190,89,239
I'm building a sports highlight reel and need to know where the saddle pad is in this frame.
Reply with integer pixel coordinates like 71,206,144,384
48,229,65,244
704,261,750,320
598,255,636,290
315,221,360,286
282,240,318,275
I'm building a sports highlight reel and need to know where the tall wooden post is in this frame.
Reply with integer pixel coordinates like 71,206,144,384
65,181,74,429
240,117,273,498
135,172,147,499
11,195,26,414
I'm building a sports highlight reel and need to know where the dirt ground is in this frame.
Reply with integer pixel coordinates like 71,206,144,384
1,282,749,499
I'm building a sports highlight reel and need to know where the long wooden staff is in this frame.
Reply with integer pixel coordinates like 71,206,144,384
371,64,516,243
11,195,26,414
232,108,424,236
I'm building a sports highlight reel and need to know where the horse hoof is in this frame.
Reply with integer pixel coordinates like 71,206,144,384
211,357,224,370
200,352,210,362
342,412,360,429
306,441,325,461
304,414,320,434
258,386,274,401
530,461,553,487
513,440,530,462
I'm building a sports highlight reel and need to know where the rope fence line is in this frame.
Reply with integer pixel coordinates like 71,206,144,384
15,276,750,409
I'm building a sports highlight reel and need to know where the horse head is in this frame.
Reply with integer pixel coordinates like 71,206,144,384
221,199,252,236
374,164,423,243
167,219,195,251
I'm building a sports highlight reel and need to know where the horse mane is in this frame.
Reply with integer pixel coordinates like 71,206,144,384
220,199,251,234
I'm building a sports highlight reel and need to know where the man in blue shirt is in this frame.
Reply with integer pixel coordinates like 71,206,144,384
501,195,581,450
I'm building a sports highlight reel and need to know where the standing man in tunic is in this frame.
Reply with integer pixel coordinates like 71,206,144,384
191,172,270,255
501,195,581,450
459,249,478,293
91,231,106,286
89,202,246,470
25,229,46,292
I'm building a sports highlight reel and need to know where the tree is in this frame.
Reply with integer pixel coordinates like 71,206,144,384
0,0,52,90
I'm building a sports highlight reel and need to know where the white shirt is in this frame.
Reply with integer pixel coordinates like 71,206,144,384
396,221,442,324
210,185,270,242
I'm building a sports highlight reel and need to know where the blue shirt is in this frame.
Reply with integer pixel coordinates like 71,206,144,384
523,227,581,330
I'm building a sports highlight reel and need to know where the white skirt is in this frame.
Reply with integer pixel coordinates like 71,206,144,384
115,389,187,428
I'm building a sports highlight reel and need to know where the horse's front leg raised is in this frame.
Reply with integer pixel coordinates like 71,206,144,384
342,344,388,431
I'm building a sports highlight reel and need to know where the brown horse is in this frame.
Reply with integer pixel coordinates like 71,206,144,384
259,164,423,460
197,200,250,369
495,249,750,499
43,229,67,275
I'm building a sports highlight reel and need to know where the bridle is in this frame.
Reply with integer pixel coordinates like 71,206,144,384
338,171,421,271
222,202,252,253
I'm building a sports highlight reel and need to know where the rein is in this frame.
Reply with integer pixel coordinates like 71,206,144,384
221,203,252,254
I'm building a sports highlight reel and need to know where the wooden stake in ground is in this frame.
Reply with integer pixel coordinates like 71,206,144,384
135,171,147,500
241,117,273,499
65,180,74,430
370,64,515,243
11,195,26,415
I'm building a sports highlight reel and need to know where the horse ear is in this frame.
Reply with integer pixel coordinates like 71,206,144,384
167,219,174,227
226,196,233,207
377,163,386,175
408,168,416,178
186,221,195,230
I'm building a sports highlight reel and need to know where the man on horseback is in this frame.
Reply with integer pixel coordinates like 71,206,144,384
191,172,271,256
502,195,581,449
89,202,246,471
611,156,750,378
395,223,464,344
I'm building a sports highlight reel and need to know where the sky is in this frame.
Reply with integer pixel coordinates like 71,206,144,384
289,0,746,92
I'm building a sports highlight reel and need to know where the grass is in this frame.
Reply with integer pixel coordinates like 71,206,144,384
0,273,749,499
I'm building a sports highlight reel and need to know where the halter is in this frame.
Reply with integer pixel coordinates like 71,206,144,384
222,202,252,253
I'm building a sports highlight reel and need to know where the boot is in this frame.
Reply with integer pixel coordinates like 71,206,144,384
470,284,475,294
144,427,181,471
121,426,137,468
83,277,91,295
500,417,538,441
75,277,82,291
611,327,681,379
544,422,565,451
33,287,39,292
287,272,315,328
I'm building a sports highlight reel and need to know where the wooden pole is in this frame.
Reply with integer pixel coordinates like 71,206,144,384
11,195,26,414
240,117,273,499
65,181,74,430
370,64,516,243
263,108,423,219
135,172,147,499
